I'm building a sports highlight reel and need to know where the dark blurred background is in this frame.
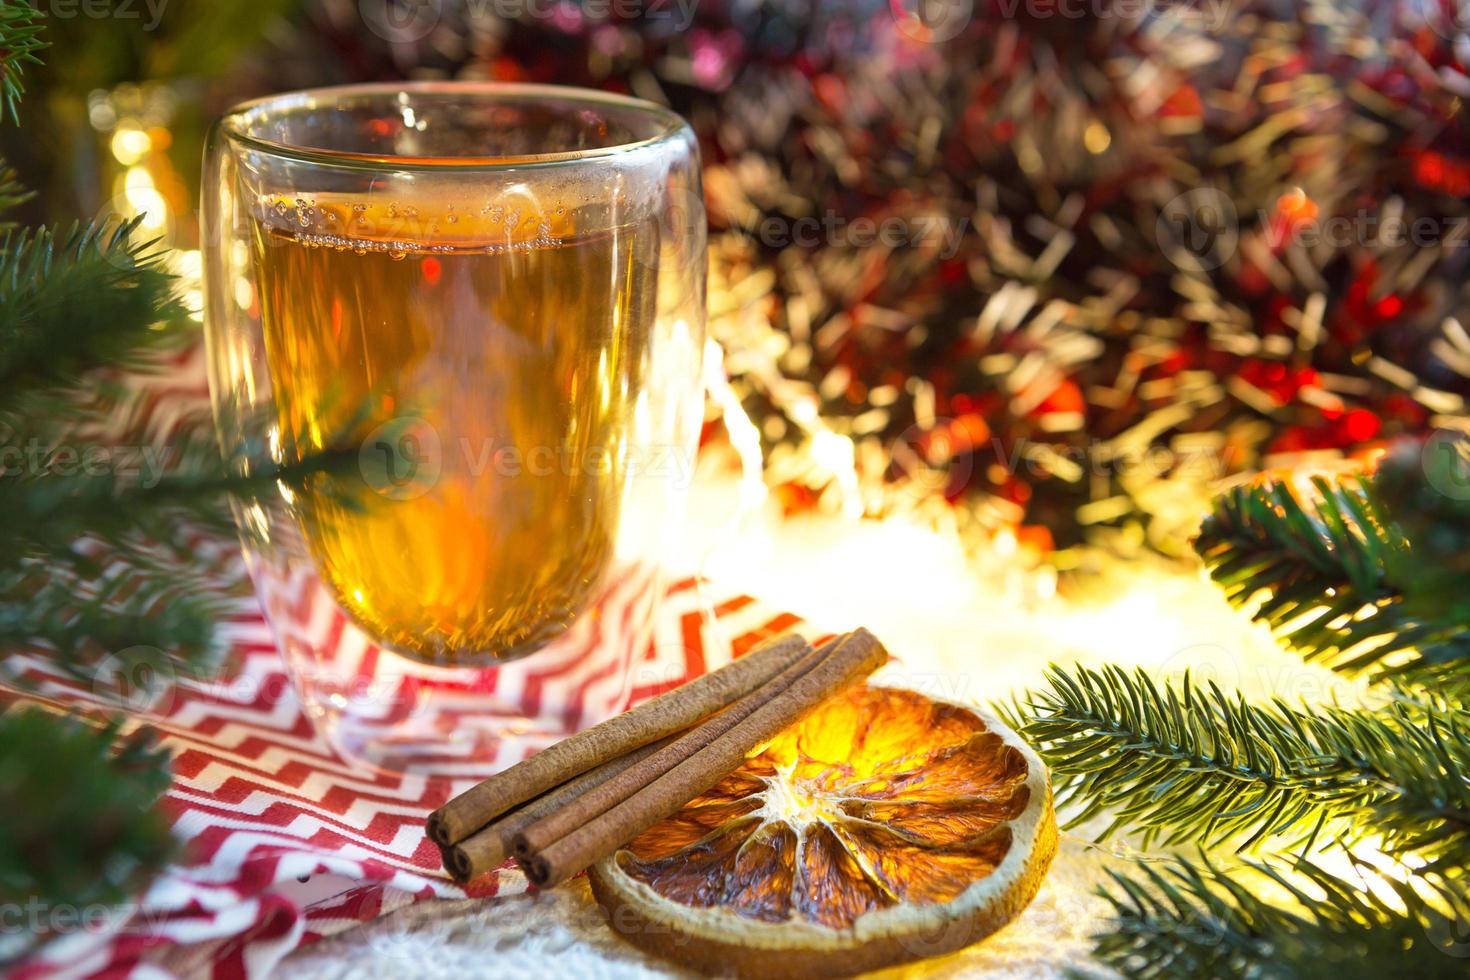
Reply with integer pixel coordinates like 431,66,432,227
11,0,1470,560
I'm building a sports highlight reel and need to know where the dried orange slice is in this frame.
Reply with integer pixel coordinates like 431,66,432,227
588,683,1056,977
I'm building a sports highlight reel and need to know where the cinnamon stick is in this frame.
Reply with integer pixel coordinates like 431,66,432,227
427,633,810,846
512,637,834,859
441,734,678,882
515,628,887,888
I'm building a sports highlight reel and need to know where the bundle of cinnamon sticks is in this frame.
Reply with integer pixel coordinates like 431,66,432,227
427,629,887,888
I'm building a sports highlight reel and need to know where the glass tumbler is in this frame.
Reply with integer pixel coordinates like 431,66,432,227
202,83,705,773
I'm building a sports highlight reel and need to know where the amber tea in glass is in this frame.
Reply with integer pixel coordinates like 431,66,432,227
204,84,705,771
253,197,657,662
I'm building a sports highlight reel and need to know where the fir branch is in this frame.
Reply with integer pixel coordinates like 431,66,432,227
1093,853,1470,980
0,218,188,418
0,708,174,964
0,427,360,571
1195,470,1470,680
0,156,29,225
1019,665,1470,867
0,565,228,686
0,2,45,124
0,423,362,682
1373,437,1470,657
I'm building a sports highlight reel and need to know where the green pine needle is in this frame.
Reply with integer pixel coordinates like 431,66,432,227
0,218,189,417
0,156,30,225
0,415,359,570
0,708,175,963
0,565,229,685
0,411,364,684
1195,469,1470,680
1017,664,1470,867
0,3,46,125
1093,853,1470,980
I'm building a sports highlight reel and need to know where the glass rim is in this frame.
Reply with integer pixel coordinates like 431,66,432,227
218,81,689,173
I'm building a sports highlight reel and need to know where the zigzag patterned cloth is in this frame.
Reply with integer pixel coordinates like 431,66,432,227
5,346,804,977
6,566,799,977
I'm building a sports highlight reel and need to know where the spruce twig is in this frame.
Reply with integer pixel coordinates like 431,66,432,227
0,3,45,124
0,708,175,964
0,156,30,225
1,414,365,682
0,219,189,418
1017,665,1470,868
1195,461,1470,680
1093,853,1470,980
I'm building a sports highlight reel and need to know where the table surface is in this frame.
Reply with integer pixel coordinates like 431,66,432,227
278,476,1317,978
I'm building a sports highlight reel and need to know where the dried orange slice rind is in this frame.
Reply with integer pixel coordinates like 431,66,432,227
588,683,1057,978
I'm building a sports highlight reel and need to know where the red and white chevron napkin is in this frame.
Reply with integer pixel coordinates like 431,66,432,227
4,566,802,978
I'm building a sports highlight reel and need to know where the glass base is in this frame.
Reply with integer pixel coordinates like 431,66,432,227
250,555,662,777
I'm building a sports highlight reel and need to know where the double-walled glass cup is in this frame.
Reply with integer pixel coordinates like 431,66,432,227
203,83,705,773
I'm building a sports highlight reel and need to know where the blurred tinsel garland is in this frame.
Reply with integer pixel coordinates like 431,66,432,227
1,4,1466,970
281,0,1470,558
